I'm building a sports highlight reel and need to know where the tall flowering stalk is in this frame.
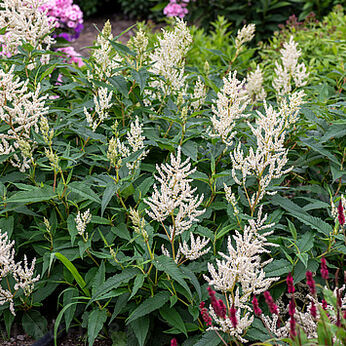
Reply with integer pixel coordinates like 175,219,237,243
145,147,205,260
148,19,192,100
0,230,40,315
230,91,305,216
273,36,309,95
202,210,279,342
0,66,49,172
209,71,250,147
87,21,122,83
107,117,148,178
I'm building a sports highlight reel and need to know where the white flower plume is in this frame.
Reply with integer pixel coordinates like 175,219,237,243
145,147,205,240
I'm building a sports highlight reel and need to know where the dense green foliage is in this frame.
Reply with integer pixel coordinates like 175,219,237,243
0,6,345,346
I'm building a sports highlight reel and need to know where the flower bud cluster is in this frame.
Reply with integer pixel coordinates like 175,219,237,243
0,230,40,315
246,65,266,102
75,209,91,241
179,233,210,260
235,24,256,50
129,207,148,241
107,117,148,171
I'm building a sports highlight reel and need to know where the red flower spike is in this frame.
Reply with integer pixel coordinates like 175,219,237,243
337,199,345,226
230,305,237,328
207,287,223,318
306,271,316,295
321,257,329,280
264,291,279,315
199,301,212,326
290,316,297,338
289,298,295,317
322,299,328,310
287,273,295,294
218,299,226,319
171,338,178,346
343,310,346,320
310,301,317,318
252,296,262,316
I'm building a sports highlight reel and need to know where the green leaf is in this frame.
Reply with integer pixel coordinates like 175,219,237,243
181,267,202,301
68,182,101,204
126,291,170,324
0,216,14,238
91,268,139,303
160,305,187,336
129,273,145,299
101,182,117,216
55,252,90,296
264,259,291,277
110,293,130,324
63,287,79,331
271,195,333,236
287,219,297,240
130,316,149,346
88,309,108,346
109,75,129,97
131,68,148,93
182,140,198,162
3,310,15,338
54,302,80,346
297,253,309,268
194,330,221,346
153,256,192,298
6,186,56,204
22,310,47,340
92,261,105,296
297,231,314,253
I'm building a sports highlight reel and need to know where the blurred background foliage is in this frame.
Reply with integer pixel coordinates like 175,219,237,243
76,0,344,42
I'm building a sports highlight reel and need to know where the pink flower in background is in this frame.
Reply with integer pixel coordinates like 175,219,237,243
39,0,83,39
163,0,189,18
57,46,84,67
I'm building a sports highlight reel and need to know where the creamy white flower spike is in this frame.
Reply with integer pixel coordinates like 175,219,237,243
149,19,192,97
204,211,279,294
0,0,56,57
84,87,113,132
273,36,309,95
107,118,148,171
235,24,256,50
75,209,92,240
0,66,49,171
246,65,266,102
230,92,304,208
87,20,122,81
179,234,210,260
209,71,250,146
191,77,207,111
145,147,205,240
0,230,40,315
